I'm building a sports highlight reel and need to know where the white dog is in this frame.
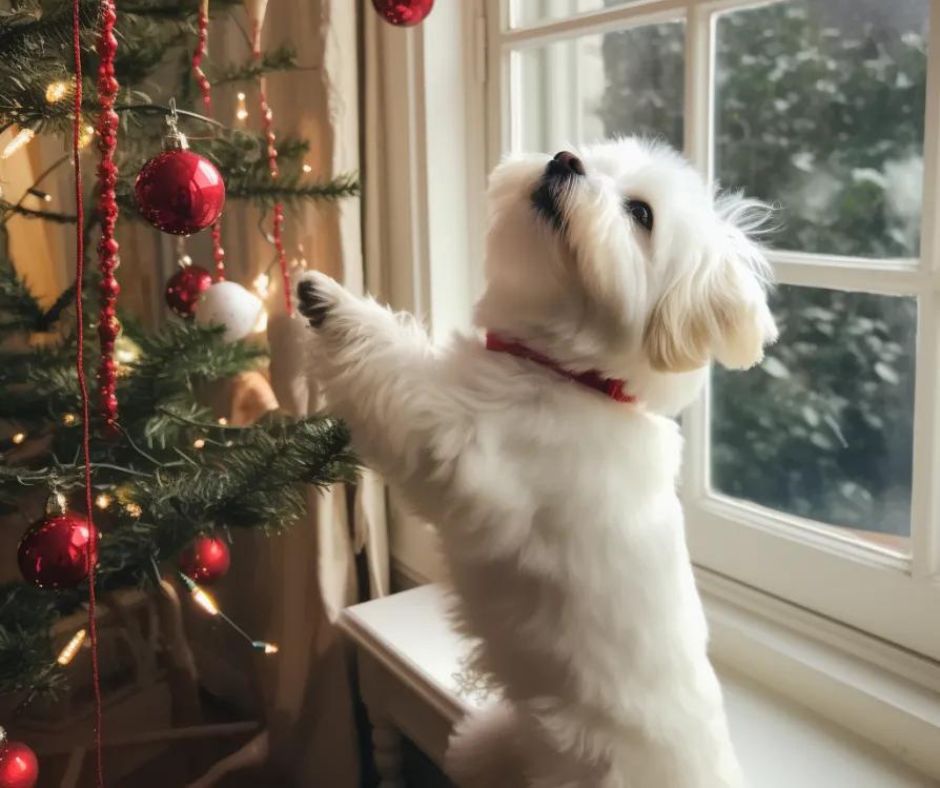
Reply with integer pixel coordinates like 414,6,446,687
298,138,777,787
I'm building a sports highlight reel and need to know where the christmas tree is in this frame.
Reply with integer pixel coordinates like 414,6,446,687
0,0,357,709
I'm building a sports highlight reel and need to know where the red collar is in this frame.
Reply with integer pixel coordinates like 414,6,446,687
485,333,636,404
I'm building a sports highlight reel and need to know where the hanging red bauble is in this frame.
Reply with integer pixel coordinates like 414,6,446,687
371,0,434,26
135,148,225,236
165,258,212,318
17,503,98,590
0,731,38,788
179,535,230,584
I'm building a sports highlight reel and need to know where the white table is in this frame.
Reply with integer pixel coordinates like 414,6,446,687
338,584,490,787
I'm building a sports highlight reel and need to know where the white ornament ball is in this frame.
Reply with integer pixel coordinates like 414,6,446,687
195,281,265,342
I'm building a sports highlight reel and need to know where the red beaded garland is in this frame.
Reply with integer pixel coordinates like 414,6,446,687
211,222,226,281
191,1,213,116
251,16,292,314
191,0,227,281
95,0,121,432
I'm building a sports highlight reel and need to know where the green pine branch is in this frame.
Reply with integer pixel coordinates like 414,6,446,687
0,583,69,697
0,1,98,58
0,415,355,697
212,46,303,85
0,0,361,699
0,257,46,333
1,199,77,224
228,172,361,204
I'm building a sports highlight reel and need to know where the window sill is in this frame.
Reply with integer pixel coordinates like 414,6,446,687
696,566,940,782
340,582,937,786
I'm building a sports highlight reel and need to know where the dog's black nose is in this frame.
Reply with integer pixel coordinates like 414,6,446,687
546,150,585,178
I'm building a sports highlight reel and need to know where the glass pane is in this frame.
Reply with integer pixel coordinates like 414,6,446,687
711,286,916,548
512,0,638,28
714,0,929,258
515,21,684,153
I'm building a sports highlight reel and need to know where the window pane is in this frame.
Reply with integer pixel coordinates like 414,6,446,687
515,22,684,153
714,0,929,258
711,286,915,548
512,0,638,28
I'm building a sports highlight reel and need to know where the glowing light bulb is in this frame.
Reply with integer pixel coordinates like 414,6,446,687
193,438,206,450
114,336,141,364
217,417,228,426
10,432,26,445
302,163,312,174
235,92,249,122
124,502,142,518
252,272,270,299
2,128,36,160
192,586,219,615
62,413,77,426
45,80,70,103
56,629,87,666
95,493,113,510
78,125,95,149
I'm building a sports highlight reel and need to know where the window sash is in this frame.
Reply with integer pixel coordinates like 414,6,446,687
488,0,940,660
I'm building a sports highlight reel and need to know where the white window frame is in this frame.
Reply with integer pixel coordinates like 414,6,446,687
485,0,940,661
373,0,940,775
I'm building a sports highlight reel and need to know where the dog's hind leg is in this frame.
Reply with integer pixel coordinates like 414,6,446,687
447,702,619,788
446,703,527,788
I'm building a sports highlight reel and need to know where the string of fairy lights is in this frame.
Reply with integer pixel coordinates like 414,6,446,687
3,76,314,300
5,73,311,348
0,50,325,685
4,410,282,676
14,573,277,714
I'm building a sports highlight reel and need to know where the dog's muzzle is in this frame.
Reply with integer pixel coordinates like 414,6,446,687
532,150,585,229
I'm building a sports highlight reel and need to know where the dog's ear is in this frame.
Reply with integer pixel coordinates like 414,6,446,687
643,236,777,373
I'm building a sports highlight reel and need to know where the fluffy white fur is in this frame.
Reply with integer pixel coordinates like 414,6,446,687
297,138,777,787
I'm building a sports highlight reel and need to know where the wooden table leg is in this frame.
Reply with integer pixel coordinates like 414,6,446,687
369,708,405,788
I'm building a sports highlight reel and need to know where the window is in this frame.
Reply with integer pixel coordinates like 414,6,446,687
488,0,940,662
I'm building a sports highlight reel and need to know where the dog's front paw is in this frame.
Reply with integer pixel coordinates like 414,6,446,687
297,271,343,328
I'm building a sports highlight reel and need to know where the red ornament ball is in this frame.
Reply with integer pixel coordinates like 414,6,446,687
179,535,230,584
371,0,434,26
0,739,38,788
17,513,98,590
135,149,225,235
165,263,213,318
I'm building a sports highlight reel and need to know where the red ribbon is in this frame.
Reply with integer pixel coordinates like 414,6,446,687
73,0,104,783
192,0,228,281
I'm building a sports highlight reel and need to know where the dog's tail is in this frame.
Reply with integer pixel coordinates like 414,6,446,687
445,702,526,788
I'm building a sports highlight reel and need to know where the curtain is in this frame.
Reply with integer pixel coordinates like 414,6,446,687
260,0,389,784
190,1,388,785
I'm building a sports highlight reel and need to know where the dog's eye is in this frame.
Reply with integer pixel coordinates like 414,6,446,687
624,199,653,232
